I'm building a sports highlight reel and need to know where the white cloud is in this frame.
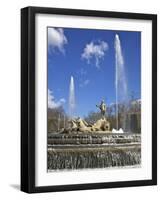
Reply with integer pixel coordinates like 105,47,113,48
48,89,65,109
48,28,68,53
81,40,108,68
80,79,90,87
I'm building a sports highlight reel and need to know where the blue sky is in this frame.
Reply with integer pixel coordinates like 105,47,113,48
48,27,141,117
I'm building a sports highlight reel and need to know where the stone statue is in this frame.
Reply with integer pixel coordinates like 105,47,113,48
69,119,78,130
92,118,110,131
96,100,107,118
61,101,111,134
62,116,111,134
76,117,92,133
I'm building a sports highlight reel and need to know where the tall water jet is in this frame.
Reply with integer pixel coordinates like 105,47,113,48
69,76,76,118
115,34,128,131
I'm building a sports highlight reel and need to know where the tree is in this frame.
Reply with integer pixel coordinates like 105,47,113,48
48,106,68,133
84,111,102,125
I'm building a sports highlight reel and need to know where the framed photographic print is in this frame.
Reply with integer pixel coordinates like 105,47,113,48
21,6,157,193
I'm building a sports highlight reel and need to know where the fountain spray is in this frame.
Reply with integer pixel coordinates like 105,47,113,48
115,34,128,131
69,76,76,118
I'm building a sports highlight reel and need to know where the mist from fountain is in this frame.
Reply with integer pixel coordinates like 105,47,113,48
69,76,76,118
114,34,128,131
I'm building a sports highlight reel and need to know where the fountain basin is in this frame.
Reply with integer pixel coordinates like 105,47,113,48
47,133,141,170
48,133,141,145
48,144,141,170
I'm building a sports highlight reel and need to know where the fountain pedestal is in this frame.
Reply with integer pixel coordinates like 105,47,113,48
48,133,141,170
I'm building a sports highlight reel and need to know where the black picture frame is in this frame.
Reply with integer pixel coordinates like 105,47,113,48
21,6,157,193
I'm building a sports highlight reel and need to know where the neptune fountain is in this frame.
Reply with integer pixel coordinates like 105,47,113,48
47,34,141,171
